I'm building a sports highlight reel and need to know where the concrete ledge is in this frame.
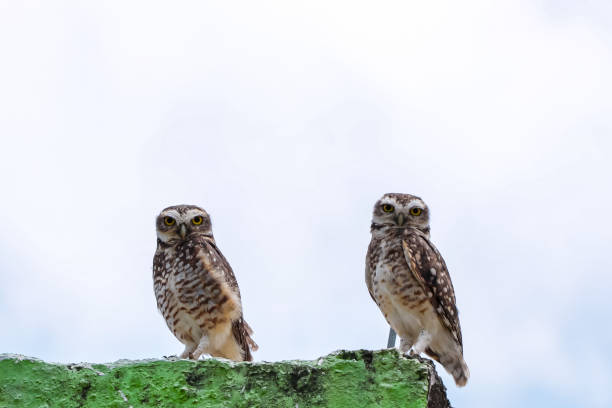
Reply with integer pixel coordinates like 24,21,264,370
0,349,450,407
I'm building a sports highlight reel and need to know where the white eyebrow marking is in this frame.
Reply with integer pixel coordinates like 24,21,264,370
406,199,425,209
161,209,181,219
381,197,399,205
185,208,206,218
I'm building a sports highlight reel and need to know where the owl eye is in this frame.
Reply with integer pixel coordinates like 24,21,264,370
191,216,204,225
382,204,395,213
163,216,175,226
410,207,422,216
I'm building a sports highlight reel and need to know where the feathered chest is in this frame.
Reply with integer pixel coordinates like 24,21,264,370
153,239,241,330
154,242,217,307
368,233,427,308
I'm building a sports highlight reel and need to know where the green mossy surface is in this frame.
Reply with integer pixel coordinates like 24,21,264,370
0,349,430,408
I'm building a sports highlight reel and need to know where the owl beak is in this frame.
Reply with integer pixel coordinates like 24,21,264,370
179,224,187,239
395,213,405,227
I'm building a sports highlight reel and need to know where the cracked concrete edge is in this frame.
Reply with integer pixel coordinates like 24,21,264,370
403,353,452,408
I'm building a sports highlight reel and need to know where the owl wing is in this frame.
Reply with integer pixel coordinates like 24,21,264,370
195,236,259,360
365,238,380,303
401,230,463,348
204,239,242,299
365,260,375,302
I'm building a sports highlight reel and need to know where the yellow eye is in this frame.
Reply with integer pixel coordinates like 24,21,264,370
382,204,395,213
191,216,204,225
410,207,422,216
163,216,175,226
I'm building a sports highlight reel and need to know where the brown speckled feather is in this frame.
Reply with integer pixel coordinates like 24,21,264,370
402,229,462,348
198,237,259,360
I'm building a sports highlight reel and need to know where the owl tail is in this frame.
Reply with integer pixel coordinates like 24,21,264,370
232,318,258,361
425,347,470,387
243,320,259,352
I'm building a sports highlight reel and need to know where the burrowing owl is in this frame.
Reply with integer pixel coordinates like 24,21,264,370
153,205,257,361
365,193,469,386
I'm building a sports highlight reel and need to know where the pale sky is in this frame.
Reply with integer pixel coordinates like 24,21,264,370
1,1,611,407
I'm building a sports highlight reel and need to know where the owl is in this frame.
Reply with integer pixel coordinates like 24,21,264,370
153,205,258,361
365,193,469,386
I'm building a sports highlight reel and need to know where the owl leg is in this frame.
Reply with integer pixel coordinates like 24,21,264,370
191,335,210,360
179,343,196,359
215,332,244,362
399,335,416,354
412,330,432,355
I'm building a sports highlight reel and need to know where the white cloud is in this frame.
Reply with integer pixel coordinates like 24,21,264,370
1,1,611,407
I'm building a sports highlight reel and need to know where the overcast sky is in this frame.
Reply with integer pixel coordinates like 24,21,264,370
1,1,611,407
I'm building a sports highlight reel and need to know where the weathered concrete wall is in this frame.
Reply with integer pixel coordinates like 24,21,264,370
0,349,450,407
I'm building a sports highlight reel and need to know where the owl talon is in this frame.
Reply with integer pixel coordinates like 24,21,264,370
399,337,413,354
179,346,196,359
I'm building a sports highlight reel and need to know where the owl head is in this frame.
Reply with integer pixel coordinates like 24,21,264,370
371,193,430,234
156,205,212,245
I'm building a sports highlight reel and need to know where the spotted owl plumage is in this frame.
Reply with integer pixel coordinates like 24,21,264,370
153,205,257,361
365,193,469,386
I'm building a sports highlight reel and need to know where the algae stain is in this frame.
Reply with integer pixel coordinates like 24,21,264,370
285,366,325,406
244,364,278,392
361,350,374,371
335,350,359,361
139,383,151,404
185,366,208,388
287,366,321,393
77,381,91,407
